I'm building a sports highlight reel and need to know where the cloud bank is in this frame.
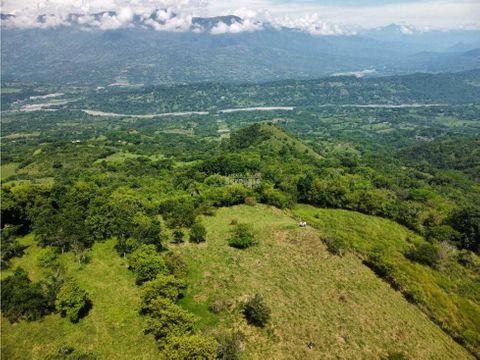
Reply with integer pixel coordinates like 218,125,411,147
1,0,479,34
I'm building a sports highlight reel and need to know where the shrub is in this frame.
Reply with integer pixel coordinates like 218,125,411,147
243,294,270,327
37,247,59,270
1,268,53,322
44,346,96,359
164,251,189,279
141,274,186,308
457,250,477,268
190,222,207,244
216,331,244,360
244,197,257,206
143,298,196,345
324,236,348,256
128,244,168,285
55,279,92,323
173,229,184,244
405,243,440,268
228,224,256,249
162,335,217,360
0,226,26,269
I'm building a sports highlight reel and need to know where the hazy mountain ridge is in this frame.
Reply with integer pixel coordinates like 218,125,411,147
1,14,479,85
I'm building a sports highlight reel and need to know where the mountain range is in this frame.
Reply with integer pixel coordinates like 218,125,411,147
1,13,479,85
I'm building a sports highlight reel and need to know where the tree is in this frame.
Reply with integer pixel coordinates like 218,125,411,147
405,243,440,268
173,229,185,244
143,298,196,345
141,274,186,307
1,225,26,269
1,268,53,322
128,244,168,284
55,279,92,323
450,206,480,253
190,222,207,244
243,294,270,327
216,331,244,360
162,335,217,360
228,224,256,249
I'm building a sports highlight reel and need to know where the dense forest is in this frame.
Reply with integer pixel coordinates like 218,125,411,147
1,71,479,359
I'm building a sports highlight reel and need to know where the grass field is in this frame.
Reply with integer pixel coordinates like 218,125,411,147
1,237,159,360
178,205,472,359
293,205,480,357
1,163,19,181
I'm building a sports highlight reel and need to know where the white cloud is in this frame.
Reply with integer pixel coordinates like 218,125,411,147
1,0,479,32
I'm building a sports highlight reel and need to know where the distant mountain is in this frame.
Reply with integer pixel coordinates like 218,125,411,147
1,14,479,85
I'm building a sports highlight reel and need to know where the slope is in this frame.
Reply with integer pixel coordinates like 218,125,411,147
177,204,472,359
1,237,159,360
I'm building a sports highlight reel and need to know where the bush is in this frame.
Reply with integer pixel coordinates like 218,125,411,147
405,243,440,268
44,346,96,359
164,251,189,279
162,335,217,360
0,226,26,269
173,229,184,244
244,197,257,206
190,222,207,244
55,279,92,323
128,244,168,285
37,247,59,270
324,236,348,256
228,224,256,249
141,274,186,308
143,298,196,345
243,294,270,327
216,331,244,360
1,268,53,322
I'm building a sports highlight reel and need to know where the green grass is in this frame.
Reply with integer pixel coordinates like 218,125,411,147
94,152,165,164
1,163,19,181
1,238,159,360
293,204,480,358
178,204,472,359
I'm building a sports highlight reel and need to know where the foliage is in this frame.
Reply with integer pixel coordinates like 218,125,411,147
143,298,196,345
449,205,480,253
44,346,97,360
128,244,168,285
228,224,256,249
243,294,271,327
1,267,53,322
141,274,186,307
215,331,244,360
164,251,189,279
190,222,207,244
324,236,349,256
405,243,440,268
1,225,26,269
55,278,92,323
161,335,217,360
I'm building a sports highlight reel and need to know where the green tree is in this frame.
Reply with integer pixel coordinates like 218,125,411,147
190,222,207,244
243,294,270,327
141,274,186,307
162,335,217,360
128,244,168,284
1,268,53,321
55,279,92,323
228,224,256,249
143,298,196,345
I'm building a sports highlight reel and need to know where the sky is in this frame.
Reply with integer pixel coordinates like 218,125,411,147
2,0,480,33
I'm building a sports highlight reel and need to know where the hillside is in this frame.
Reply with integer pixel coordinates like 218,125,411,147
178,205,472,359
1,237,159,359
